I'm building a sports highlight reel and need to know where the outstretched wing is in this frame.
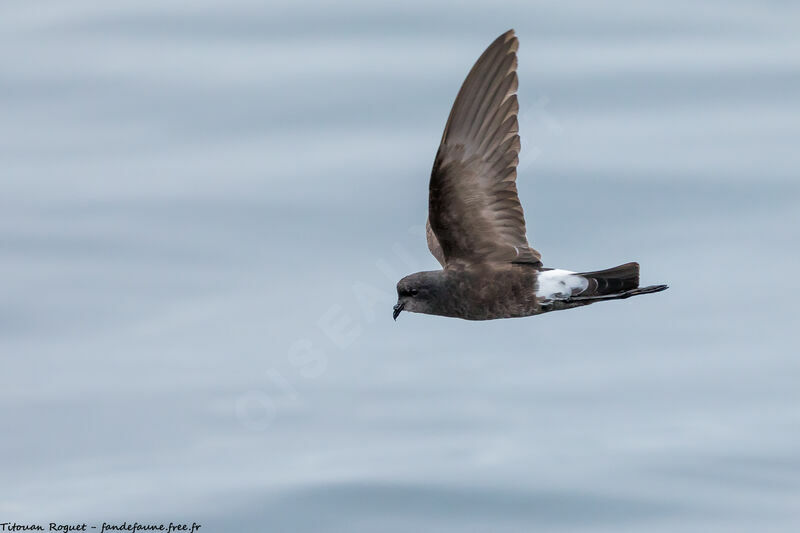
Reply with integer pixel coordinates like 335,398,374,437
427,29,541,267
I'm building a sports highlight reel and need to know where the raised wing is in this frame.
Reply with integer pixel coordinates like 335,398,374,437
427,29,541,267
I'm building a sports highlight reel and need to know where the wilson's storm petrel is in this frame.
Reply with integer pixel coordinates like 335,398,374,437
393,29,668,321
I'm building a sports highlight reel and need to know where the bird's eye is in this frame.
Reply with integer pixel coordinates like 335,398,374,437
410,288,419,296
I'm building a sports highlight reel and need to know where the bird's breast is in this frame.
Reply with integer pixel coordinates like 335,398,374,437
440,265,540,320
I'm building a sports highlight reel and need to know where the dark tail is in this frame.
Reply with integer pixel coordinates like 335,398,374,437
573,262,668,302
579,262,640,295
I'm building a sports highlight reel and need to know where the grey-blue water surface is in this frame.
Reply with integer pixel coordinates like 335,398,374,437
2,1,799,531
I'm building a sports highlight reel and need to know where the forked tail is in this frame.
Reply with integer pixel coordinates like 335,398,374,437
572,262,668,302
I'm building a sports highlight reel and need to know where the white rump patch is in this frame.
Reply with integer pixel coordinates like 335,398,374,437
535,269,589,301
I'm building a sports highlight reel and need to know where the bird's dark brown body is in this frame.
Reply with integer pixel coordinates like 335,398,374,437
422,264,540,320
395,263,666,320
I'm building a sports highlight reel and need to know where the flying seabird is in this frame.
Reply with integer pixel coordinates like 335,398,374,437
393,29,668,321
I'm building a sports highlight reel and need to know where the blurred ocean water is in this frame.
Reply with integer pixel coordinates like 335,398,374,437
1,1,799,531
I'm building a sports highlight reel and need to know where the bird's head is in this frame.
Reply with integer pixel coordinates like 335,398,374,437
393,271,444,320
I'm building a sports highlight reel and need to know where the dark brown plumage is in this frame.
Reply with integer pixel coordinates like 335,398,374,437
427,30,539,267
394,30,667,321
